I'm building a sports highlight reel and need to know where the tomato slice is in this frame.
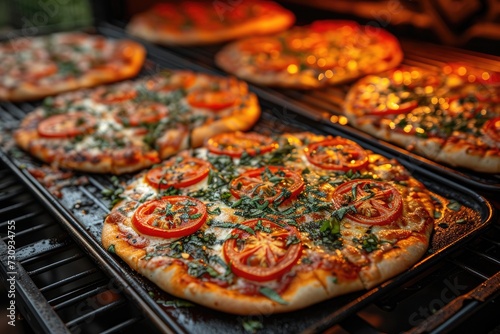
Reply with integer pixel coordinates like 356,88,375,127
26,62,58,81
223,219,302,282
187,89,237,111
483,117,500,142
132,196,207,239
93,87,137,104
207,132,277,158
367,100,418,116
147,71,196,92
37,112,97,138
332,180,403,226
114,102,168,127
305,138,368,171
230,167,304,203
146,157,211,189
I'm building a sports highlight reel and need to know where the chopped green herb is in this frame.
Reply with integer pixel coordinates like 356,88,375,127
447,200,461,211
242,318,264,333
259,287,288,305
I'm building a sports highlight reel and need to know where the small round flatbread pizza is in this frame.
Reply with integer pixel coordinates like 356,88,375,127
127,0,295,46
215,20,403,89
14,71,260,174
102,131,435,314
344,64,500,173
0,32,146,101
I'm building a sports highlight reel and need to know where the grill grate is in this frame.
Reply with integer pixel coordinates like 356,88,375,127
0,23,499,334
0,161,162,334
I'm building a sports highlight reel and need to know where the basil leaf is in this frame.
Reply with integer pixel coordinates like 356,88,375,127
259,287,288,305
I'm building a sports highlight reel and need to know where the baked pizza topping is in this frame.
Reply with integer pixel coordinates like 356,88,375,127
229,167,304,204
345,65,500,173
0,32,145,101
207,132,277,157
37,112,97,138
102,132,437,314
127,1,295,46
223,219,302,282
305,138,369,171
132,196,207,238
146,157,211,190
215,19,402,89
331,180,403,226
14,70,260,174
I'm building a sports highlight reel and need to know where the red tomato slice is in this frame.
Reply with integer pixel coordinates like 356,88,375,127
483,117,500,142
367,100,418,116
93,87,137,104
146,157,211,189
332,180,403,226
114,102,168,127
305,138,368,171
37,112,97,138
132,196,207,239
223,219,302,282
230,167,304,203
207,132,277,158
26,62,58,81
187,89,237,111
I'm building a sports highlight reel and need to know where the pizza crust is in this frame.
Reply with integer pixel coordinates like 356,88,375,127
14,72,261,174
101,132,436,314
344,74,500,174
215,21,403,89
0,38,145,102
126,1,294,46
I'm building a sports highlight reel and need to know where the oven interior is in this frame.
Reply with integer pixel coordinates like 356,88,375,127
0,1,499,334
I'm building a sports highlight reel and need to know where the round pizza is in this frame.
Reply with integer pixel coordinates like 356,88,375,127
344,64,500,173
0,32,146,101
102,131,435,314
14,71,260,174
126,1,295,46
215,20,403,89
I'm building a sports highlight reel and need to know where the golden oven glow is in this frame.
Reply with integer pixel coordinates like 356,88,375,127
306,55,316,64
287,64,298,74
403,124,413,133
330,115,348,125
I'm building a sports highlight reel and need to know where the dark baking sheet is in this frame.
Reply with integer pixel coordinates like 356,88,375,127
0,26,496,333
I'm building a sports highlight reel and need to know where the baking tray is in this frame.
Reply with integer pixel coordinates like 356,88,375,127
0,25,496,333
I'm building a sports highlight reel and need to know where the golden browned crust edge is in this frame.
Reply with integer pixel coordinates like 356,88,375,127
126,7,294,46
